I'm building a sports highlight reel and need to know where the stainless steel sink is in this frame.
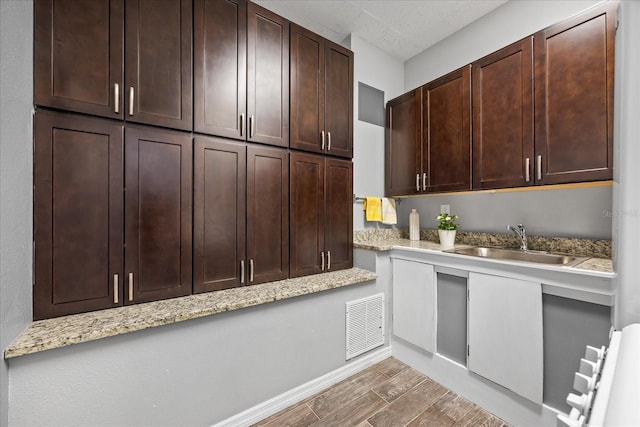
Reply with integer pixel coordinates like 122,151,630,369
446,246,585,266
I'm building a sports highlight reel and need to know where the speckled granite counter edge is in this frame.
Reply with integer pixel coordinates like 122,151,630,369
4,267,377,359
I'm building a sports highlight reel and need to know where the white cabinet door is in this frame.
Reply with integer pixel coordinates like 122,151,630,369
392,258,436,353
468,272,543,404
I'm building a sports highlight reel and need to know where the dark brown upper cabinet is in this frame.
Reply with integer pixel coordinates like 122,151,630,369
290,152,353,278
34,110,124,320
385,67,471,197
290,24,354,158
125,0,193,130
194,0,246,139
194,0,289,147
35,0,193,131
194,137,289,293
534,2,616,184
385,90,421,196
421,66,472,193
385,2,616,196
124,125,193,304
34,112,193,319
472,38,534,190
34,0,124,119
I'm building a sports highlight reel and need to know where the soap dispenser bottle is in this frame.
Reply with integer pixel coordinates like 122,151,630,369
409,209,420,240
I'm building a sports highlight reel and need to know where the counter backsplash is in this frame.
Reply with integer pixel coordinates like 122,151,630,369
354,229,612,259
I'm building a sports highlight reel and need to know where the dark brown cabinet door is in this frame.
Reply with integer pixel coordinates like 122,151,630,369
247,146,290,283
473,39,534,190
247,3,289,147
34,0,124,119
125,0,193,131
290,24,325,155
194,0,247,139
423,66,472,193
290,152,325,278
290,153,353,278
325,158,353,272
125,125,192,303
34,110,123,320
193,137,246,293
534,2,616,184
290,25,354,158
385,90,421,196
194,140,288,290
325,42,354,158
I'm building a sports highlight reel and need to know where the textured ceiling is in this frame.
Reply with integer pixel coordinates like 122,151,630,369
254,0,509,61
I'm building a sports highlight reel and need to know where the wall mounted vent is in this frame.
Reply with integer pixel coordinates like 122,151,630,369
346,293,385,360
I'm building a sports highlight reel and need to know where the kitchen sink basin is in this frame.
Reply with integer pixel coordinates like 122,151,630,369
446,246,586,266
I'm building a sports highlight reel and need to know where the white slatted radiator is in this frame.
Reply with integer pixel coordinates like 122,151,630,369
558,323,640,427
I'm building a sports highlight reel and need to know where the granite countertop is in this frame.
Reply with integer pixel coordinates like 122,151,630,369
354,234,613,274
4,267,377,359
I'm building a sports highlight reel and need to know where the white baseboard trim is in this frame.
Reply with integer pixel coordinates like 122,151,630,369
213,346,392,427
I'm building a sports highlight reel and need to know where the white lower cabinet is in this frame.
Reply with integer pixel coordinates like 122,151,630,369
467,272,544,404
392,258,436,353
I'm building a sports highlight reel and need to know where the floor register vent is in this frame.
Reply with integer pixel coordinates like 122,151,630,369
346,293,385,360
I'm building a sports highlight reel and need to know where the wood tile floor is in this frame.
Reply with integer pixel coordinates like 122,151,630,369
253,357,510,427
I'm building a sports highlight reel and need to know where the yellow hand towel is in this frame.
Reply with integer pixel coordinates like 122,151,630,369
363,197,383,222
381,198,397,225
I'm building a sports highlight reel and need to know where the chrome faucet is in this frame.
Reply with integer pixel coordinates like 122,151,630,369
507,224,528,251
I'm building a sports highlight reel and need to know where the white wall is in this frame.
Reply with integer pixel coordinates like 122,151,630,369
345,35,404,230
0,1,34,426
612,0,640,328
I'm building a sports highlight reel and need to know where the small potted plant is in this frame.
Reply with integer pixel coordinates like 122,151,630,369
436,213,458,250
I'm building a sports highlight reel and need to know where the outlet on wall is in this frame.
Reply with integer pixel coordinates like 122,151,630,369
440,204,450,214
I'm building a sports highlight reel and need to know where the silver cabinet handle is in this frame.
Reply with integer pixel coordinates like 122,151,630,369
249,259,254,282
321,251,325,271
416,174,420,192
128,87,134,116
327,251,331,270
525,157,530,182
536,155,542,180
240,260,245,284
114,83,120,114
422,172,427,191
321,130,325,150
249,115,255,138
240,114,245,137
128,272,134,301
327,131,331,151
113,274,119,304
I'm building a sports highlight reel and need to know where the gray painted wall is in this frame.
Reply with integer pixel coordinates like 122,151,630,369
0,1,34,426
397,0,613,241
612,0,640,328
8,276,390,426
347,35,404,231
542,295,611,412
405,0,602,90
395,186,613,239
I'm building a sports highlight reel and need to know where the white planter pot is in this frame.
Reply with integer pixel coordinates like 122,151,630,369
438,230,456,250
